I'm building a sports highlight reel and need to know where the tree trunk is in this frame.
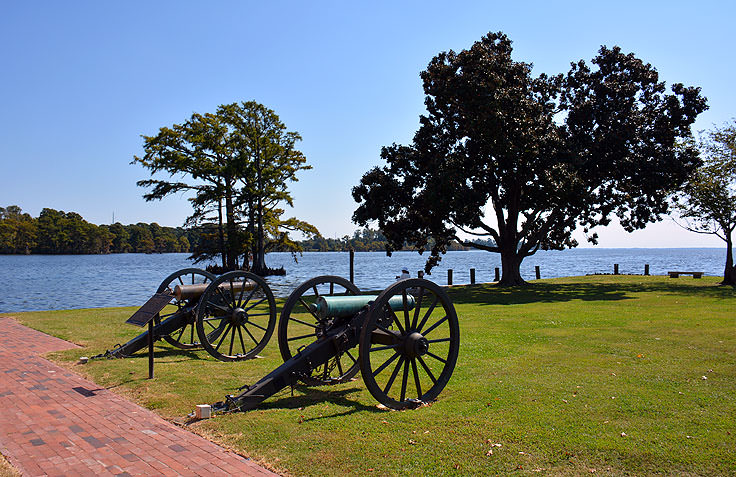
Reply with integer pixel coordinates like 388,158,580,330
217,198,226,269
224,179,238,271
253,194,266,275
498,248,526,286
722,235,735,286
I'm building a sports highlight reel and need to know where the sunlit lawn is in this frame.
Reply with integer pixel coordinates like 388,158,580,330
5,275,735,476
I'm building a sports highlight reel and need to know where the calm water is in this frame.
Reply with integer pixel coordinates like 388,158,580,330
0,248,726,312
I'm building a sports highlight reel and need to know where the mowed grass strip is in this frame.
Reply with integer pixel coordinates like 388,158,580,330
5,276,735,475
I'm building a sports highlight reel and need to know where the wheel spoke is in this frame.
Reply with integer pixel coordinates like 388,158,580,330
383,356,404,395
400,359,410,402
336,356,344,376
329,282,334,295
417,355,437,384
411,358,422,398
189,323,194,344
244,295,268,312
288,332,317,342
298,298,320,320
215,324,232,351
427,337,451,344
237,325,247,353
411,287,424,330
370,344,400,352
312,285,319,297
243,324,259,345
416,294,439,332
247,321,268,332
177,276,184,285
236,280,247,307
228,325,235,355
239,285,260,309
425,350,447,364
228,279,237,309
402,290,410,331
372,351,400,377
389,308,406,335
423,315,448,337
288,316,317,328
345,349,357,364
175,326,186,342
216,288,233,310
208,303,230,313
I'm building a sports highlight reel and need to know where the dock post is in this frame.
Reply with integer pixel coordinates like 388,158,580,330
614,263,619,275
349,249,354,284
447,269,453,286
644,264,650,276
470,268,476,284
535,266,540,280
494,267,500,282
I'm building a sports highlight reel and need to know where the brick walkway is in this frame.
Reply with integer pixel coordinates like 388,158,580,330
0,316,278,477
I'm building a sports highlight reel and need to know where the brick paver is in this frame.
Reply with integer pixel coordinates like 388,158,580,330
0,316,278,476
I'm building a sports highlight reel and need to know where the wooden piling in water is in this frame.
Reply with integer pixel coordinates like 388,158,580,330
447,269,453,286
349,249,354,283
535,266,540,280
614,263,619,275
494,267,500,282
470,268,475,284
644,264,650,276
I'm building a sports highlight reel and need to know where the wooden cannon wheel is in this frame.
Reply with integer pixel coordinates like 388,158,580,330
278,275,361,385
195,271,277,361
154,268,216,349
358,278,460,410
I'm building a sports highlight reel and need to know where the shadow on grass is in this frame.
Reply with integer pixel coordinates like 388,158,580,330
448,278,735,306
256,385,383,417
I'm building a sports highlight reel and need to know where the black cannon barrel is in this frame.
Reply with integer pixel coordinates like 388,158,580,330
174,280,256,301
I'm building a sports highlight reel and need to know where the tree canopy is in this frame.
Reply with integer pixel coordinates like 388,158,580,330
133,101,318,274
353,32,707,285
676,121,736,285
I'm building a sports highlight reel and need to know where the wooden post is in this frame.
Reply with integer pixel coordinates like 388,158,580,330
644,264,650,276
349,249,355,284
470,268,476,284
447,269,453,286
494,267,500,282
614,263,619,275
535,266,540,280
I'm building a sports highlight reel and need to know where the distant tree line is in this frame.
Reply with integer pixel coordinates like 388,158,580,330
0,207,477,257
0,206,193,254
295,228,474,252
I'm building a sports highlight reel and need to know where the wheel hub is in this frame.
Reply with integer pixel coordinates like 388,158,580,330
231,307,248,325
403,331,429,358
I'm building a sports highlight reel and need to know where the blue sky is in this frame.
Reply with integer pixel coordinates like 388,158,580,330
1,1,733,247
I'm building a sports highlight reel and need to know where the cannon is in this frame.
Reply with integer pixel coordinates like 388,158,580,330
105,268,277,361
214,275,460,411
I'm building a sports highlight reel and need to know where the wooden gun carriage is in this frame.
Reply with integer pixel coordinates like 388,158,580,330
214,275,460,411
104,268,277,362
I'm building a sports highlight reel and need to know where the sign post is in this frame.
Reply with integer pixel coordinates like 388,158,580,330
125,292,173,379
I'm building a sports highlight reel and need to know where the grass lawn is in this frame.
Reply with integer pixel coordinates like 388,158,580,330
4,275,735,475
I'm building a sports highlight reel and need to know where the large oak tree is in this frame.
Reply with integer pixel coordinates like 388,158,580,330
353,32,707,285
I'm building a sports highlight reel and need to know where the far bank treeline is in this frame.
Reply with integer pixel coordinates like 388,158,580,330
1,205,468,255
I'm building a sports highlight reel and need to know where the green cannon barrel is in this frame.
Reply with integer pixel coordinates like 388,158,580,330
312,294,414,319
